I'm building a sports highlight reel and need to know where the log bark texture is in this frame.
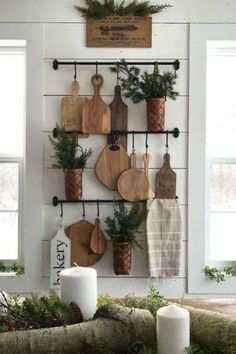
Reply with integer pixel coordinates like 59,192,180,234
0,305,155,354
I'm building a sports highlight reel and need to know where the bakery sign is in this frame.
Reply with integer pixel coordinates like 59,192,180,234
50,224,71,289
86,16,152,48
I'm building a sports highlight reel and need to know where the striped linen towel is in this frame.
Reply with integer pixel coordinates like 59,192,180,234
146,198,182,277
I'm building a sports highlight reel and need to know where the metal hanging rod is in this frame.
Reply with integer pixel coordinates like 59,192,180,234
53,59,180,71
53,196,142,207
53,128,180,139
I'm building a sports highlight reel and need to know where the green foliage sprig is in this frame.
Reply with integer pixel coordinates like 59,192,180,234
75,0,171,18
0,261,24,276
0,290,81,332
110,59,178,103
105,202,145,248
204,265,236,283
49,125,92,169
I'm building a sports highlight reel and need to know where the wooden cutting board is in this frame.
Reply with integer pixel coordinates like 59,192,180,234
142,153,155,199
156,153,176,199
107,85,128,150
65,219,104,266
82,74,111,134
61,80,89,131
95,143,130,190
90,218,107,255
118,152,149,201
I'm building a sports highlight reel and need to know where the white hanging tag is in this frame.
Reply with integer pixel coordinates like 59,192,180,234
50,219,71,289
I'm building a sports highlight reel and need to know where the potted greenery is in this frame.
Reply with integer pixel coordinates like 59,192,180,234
110,60,178,131
105,202,145,275
75,1,171,48
49,125,92,201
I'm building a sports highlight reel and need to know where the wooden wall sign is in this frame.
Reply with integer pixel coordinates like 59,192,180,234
50,223,71,289
86,16,152,48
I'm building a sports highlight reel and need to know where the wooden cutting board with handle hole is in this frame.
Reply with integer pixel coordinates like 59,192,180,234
118,152,149,201
90,218,107,255
142,153,155,199
65,219,105,266
61,80,89,132
107,85,128,150
82,74,111,134
156,153,176,199
95,143,130,190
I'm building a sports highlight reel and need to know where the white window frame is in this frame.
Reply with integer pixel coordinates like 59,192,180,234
189,24,236,294
0,24,43,293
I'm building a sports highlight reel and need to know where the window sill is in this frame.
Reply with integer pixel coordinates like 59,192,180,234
0,272,17,277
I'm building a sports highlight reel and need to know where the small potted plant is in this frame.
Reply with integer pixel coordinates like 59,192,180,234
105,202,145,275
110,60,178,131
49,125,92,201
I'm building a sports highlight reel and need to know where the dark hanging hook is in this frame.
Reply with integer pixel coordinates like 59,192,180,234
165,131,169,153
145,131,149,155
82,199,86,218
95,61,98,76
116,62,120,86
96,199,100,217
74,62,77,81
154,60,159,73
132,131,135,153
60,201,63,218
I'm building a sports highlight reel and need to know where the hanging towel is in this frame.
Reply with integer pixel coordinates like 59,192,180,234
146,198,182,277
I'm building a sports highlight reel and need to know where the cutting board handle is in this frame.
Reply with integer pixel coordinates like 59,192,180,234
71,80,80,99
130,152,136,168
163,152,171,167
114,85,122,97
91,74,104,96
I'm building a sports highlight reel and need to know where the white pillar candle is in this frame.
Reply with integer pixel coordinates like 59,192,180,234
60,266,97,320
156,304,190,354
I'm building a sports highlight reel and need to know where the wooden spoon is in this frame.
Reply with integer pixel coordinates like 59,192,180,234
142,153,155,199
90,218,107,255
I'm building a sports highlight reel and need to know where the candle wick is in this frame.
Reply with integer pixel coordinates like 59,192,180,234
73,262,79,267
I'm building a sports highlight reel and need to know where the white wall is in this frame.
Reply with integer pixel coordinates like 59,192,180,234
2,0,236,297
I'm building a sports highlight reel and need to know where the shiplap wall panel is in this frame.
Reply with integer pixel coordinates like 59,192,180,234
44,132,187,169
43,95,188,132
44,60,189,96
2,0,236,24
43,168,187,204
44,24,188,59
42,205,187,241
41,240,187,278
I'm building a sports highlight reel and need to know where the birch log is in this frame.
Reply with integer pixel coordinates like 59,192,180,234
0,305,155,354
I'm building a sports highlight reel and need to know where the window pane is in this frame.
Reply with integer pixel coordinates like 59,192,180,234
0,212,18,260
0,50,25,156
0,163,18,210
209,213,236,261
211,164,236,211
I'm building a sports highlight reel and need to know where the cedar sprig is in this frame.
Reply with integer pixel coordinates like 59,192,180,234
0,261,24,276
75,0,171,18
49,124,92,169
110,59,178,103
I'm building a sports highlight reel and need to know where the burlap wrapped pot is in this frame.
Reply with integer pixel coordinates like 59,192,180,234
146,97,165,132
64,168,83,201
113,241,132,275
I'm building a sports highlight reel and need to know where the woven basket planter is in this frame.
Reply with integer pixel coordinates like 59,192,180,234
113,241,132,275
146,97,165,132
64,169,83,201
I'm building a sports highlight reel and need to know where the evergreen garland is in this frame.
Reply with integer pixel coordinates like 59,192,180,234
75,0,171,18
49,125,92,169
110,59,178,103
0,261,24,276
105,202,145,248
204,264,236,283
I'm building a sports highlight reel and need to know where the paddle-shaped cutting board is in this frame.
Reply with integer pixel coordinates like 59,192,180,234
95,143,130,190
107,85,128,150
118,152,149,201
65,219,104,266
61,80,89,131
156,153,176,199
90,218,107,255
50,222,71,289
82,74,111,134
142,153,155,199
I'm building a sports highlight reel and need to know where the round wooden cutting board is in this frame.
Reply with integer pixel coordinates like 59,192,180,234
65,219,105,266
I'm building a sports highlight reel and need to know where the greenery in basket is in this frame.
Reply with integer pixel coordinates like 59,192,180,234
105,202,145,248
110,59,178,103
0,261,24,276
49,125,92,169
75,0,171,18
0,290,81,332
204,264,236,283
